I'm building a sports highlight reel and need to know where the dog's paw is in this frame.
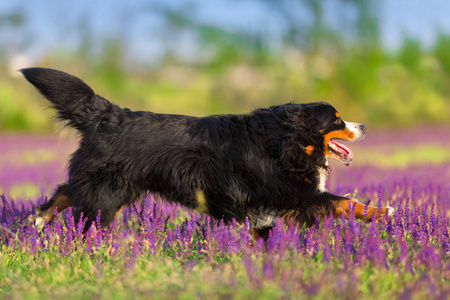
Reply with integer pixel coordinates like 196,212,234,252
27,214,35,225
34,216,44,229
375,206,394,223
384,206,394,216
387,206,394,216
28,207,45,229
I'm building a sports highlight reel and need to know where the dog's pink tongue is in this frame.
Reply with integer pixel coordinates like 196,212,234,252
329,140,353,166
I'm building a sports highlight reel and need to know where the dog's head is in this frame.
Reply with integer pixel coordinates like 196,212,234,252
270,102,365,166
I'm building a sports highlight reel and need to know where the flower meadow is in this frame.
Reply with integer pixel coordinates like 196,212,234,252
1,128,450,299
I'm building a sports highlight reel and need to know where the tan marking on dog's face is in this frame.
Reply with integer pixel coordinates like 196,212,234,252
323,127,355,159
335,112,340,118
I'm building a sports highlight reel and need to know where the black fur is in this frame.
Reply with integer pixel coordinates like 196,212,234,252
21,68,354,233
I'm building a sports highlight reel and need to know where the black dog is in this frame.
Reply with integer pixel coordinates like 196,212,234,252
22,68,393,241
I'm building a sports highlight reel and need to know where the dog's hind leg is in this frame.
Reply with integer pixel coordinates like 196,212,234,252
29,184,72,228
70,183,137,233
73,206,121,233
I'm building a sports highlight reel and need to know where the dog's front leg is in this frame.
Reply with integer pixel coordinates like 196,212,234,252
335,199,394,222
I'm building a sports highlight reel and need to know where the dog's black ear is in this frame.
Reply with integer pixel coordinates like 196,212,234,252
275,103,316,120
269,103,309,119
275,104,324,175
269,103,317,132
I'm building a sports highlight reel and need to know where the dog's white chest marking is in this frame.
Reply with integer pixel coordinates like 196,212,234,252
317,167,328,192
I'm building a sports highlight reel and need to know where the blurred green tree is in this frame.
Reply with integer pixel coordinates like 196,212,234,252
0,0,449,131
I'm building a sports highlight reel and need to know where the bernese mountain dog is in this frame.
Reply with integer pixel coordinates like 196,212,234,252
22,68,393,242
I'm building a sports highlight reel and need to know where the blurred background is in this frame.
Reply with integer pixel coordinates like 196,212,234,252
1,0,450,132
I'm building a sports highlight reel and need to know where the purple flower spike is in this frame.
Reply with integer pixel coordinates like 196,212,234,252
30,226,37,254
96,210,101,230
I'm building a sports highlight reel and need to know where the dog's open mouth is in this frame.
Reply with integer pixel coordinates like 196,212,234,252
328,139,353,166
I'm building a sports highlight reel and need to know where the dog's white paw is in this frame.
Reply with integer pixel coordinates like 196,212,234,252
34,216,44,228
386,206,395,216
28,214,44,229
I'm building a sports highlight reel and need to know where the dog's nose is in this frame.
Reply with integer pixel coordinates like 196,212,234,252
360,124,366,132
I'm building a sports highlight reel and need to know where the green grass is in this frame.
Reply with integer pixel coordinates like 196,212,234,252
2,242,447,300
0,244,438,299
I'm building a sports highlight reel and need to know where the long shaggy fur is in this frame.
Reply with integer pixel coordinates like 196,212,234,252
22,68,351,232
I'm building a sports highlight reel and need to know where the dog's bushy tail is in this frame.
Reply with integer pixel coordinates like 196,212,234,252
21,67,114,132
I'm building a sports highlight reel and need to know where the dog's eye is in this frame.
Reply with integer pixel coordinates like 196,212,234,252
334,118,342,125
